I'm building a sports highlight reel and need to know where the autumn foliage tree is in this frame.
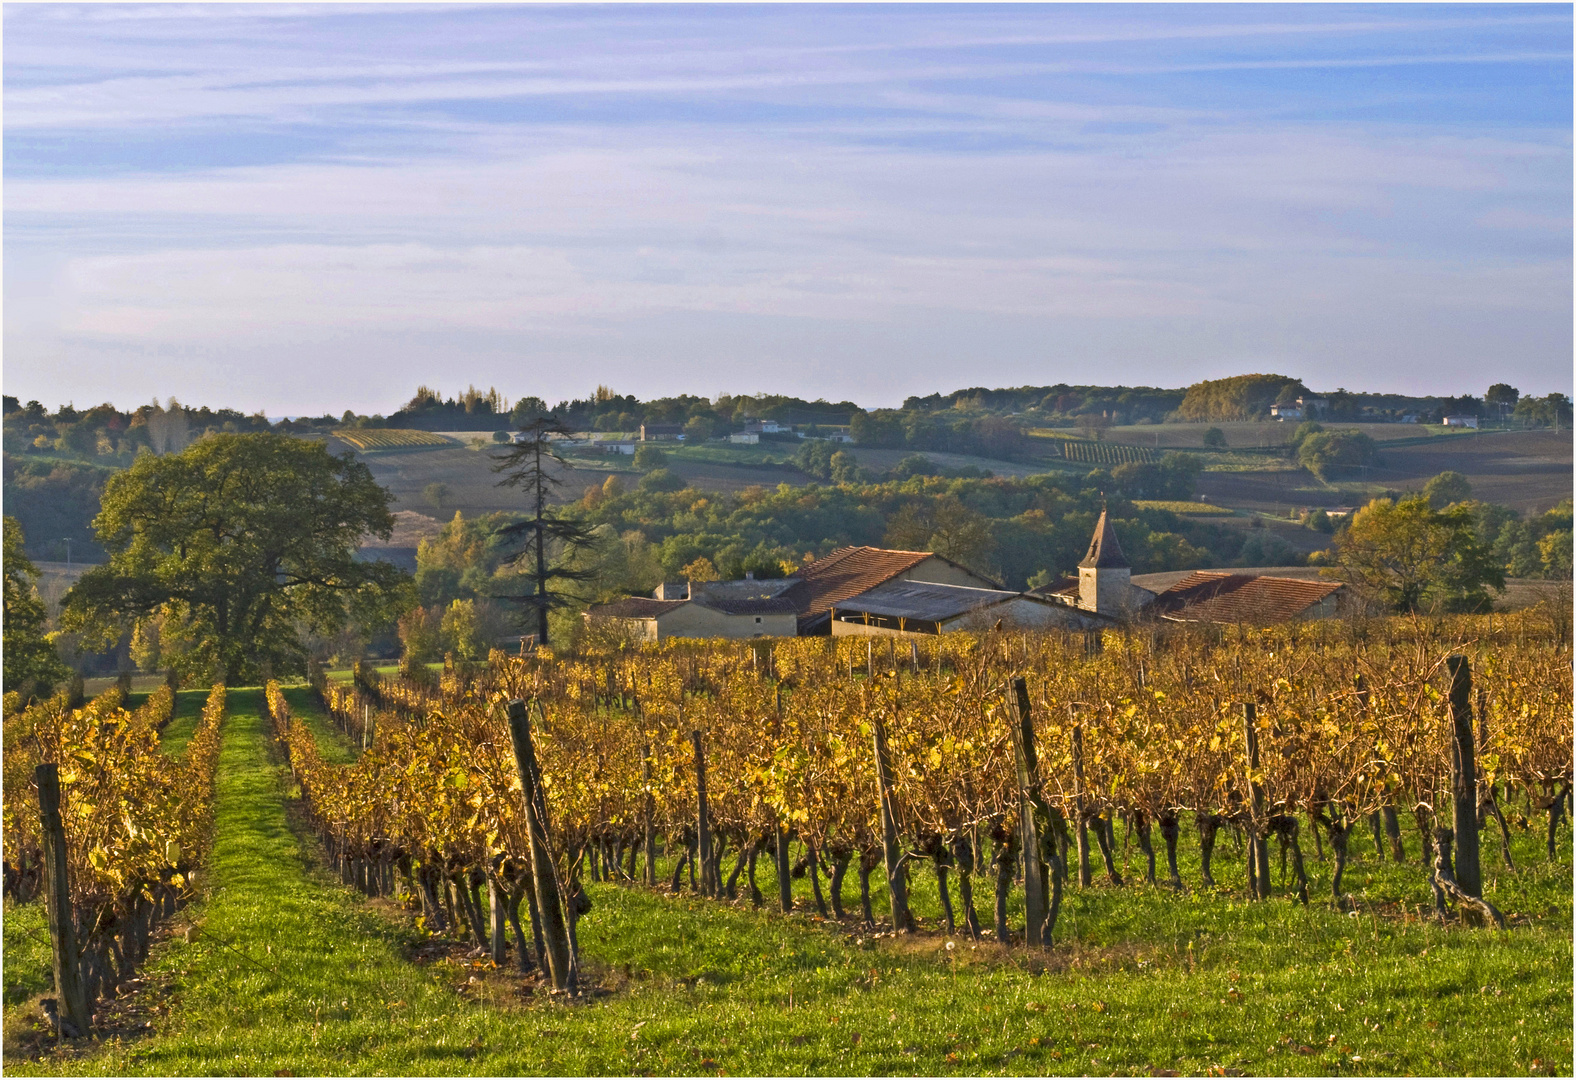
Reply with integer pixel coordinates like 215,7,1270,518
62,433,410,682
1331,495,1504,613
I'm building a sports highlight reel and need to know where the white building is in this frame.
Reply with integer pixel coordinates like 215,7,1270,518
1442,415,1479,429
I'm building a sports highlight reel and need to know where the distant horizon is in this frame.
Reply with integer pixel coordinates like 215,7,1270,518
8,371,1566,422
6,4,1571,413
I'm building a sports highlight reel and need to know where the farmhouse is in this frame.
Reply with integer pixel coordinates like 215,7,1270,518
830,579,1092,636
639,423,684,441
791,546,1001,634
1149,571,1344,624
586,577,803,641
1442,415,1480,429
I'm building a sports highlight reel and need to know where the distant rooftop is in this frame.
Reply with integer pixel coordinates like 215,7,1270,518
1151,571,1342,624
831,579,1024,624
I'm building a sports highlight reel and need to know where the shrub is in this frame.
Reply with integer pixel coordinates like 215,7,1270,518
638,467,687,493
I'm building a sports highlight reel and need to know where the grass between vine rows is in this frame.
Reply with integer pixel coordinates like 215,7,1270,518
3,687,1570,1076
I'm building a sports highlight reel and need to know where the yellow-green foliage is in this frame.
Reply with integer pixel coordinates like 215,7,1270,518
1177,374,1304,421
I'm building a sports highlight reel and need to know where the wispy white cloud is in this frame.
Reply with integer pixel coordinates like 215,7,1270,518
4,4,1570,410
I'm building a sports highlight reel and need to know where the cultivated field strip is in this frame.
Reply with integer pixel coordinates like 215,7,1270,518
269,615,1571,982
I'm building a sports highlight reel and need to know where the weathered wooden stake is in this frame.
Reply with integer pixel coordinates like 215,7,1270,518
1447,655,1483,902
1007,677,1047,946
504,699,574,993
871,713,912,932
1072,719,1091,888
36,763,92,1038
487,875,508,965
692,730,715,899
641,744,657,887
1242,703,1271,899
775,824,794,913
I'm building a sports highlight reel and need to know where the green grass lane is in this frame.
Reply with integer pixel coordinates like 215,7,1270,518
277,684,358,763
14,690,1570,1076
158,689,215,756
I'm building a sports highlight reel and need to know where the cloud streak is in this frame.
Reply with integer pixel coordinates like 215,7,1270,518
4,4,1570,412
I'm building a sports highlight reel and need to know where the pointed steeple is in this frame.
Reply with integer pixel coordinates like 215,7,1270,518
1078,509,1129,570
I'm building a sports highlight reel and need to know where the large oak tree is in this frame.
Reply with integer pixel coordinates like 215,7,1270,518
62,433,410,682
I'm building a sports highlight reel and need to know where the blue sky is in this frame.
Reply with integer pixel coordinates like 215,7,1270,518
5,3,1571,414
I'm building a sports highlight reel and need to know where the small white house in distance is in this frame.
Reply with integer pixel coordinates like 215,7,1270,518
1442,415,1479,429
729,432,760,444
1270,404,1303,421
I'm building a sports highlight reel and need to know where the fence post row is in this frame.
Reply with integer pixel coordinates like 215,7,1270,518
36,763,93,1038
504,698,575,993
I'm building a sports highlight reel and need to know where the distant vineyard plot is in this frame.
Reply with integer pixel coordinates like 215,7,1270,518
1054,440,1158,465
334,429,457,453
1132,499,1234,516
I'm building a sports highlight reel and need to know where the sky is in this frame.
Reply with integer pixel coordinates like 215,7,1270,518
4,3,1572,415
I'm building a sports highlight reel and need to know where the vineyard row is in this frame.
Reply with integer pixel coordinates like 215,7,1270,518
2,682,227,1037
275,615,1570,992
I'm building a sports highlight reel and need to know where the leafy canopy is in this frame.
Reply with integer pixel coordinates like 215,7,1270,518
1330,494,1504,613
3,515,69,696
61,433,410,682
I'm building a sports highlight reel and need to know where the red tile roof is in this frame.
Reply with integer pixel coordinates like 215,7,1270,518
794,546,938,616
1028,575,1078,598
1152,572,1343,625
586,597,688,620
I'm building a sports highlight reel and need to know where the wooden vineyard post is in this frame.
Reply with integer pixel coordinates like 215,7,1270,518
1072,717,1091,888
36,764,91,1038
1447,656,1483,902
487,876,508,965
641,742,657,887
504,699,575,993
775,823,794,913
1008,677,1047,947
692,730,715,899
1242,703,1271,899
871,713,913,932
